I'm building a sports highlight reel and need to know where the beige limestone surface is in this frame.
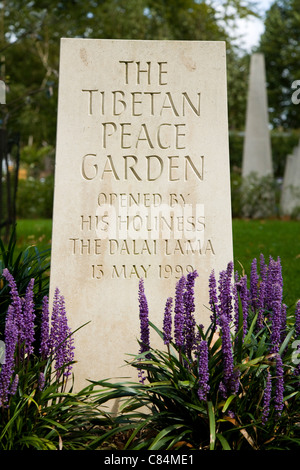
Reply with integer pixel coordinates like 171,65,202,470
50,39,233,389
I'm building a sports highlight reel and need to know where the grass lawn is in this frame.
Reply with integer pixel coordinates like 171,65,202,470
232,218,300,308
13,217,300,308
15,218,52,253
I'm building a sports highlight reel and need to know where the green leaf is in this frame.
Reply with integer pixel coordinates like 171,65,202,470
237,355,265,372
148,424,187,450
235,293,246,363
244,312,258,344
279,328,295,356
222,395,236,413
123,416,154,449
216,433,231,450
207,401,216,450
178,380,194,388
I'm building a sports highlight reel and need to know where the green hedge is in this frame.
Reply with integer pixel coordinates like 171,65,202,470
229,130,300,177
16,176,54,219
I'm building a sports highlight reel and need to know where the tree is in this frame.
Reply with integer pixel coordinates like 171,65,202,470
1,0,258,147
0,0,258,234
258,0,300,129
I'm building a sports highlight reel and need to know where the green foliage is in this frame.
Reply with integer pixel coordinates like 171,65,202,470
229,132,244,170
239,173,279,219
12,219,52,253
230,172,280,219
258,0,300,129
16,175,54,219
0,328,110,450
2,0,257,149
229,130,300,178
113,337,294,451
1,224,300,449
271,131,300,177
227,54,249,131
232,219,300,310
291,204,300,220
0,264,118,450
230,171,243,218
20,144,54,177
0,365,102,450
92,266,300,450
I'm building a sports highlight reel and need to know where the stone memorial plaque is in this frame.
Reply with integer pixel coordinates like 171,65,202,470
50,39,233,388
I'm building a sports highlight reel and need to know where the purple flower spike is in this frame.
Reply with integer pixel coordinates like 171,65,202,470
138,279,150,358
38,372,45,391
163,297,173,345
57,294,74,378
270,285,283,355
49,287,60,354
2,269,23,320
262,370,272,425
40,296,50,360
266,257,283,312
2,268,24,348
2,269,37,363
274,355,284,418
250,258,259,311
219,312,239,398
10,373,19,396
260,254,268,284
280,303,287,343
197,340,210,401
295,301,300,338
23,278,36,356
226,260,234,279
174,276,186,348
49,288,75,379
0,305,18,406
184,271,198,317
237,275,249,339
257,279,266,332
218,262,234,322
209,270,219,327
183,271,198,358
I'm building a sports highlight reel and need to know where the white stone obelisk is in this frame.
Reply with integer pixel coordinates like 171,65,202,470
0,81,5,104
242,53,273,178
281,144,300,215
